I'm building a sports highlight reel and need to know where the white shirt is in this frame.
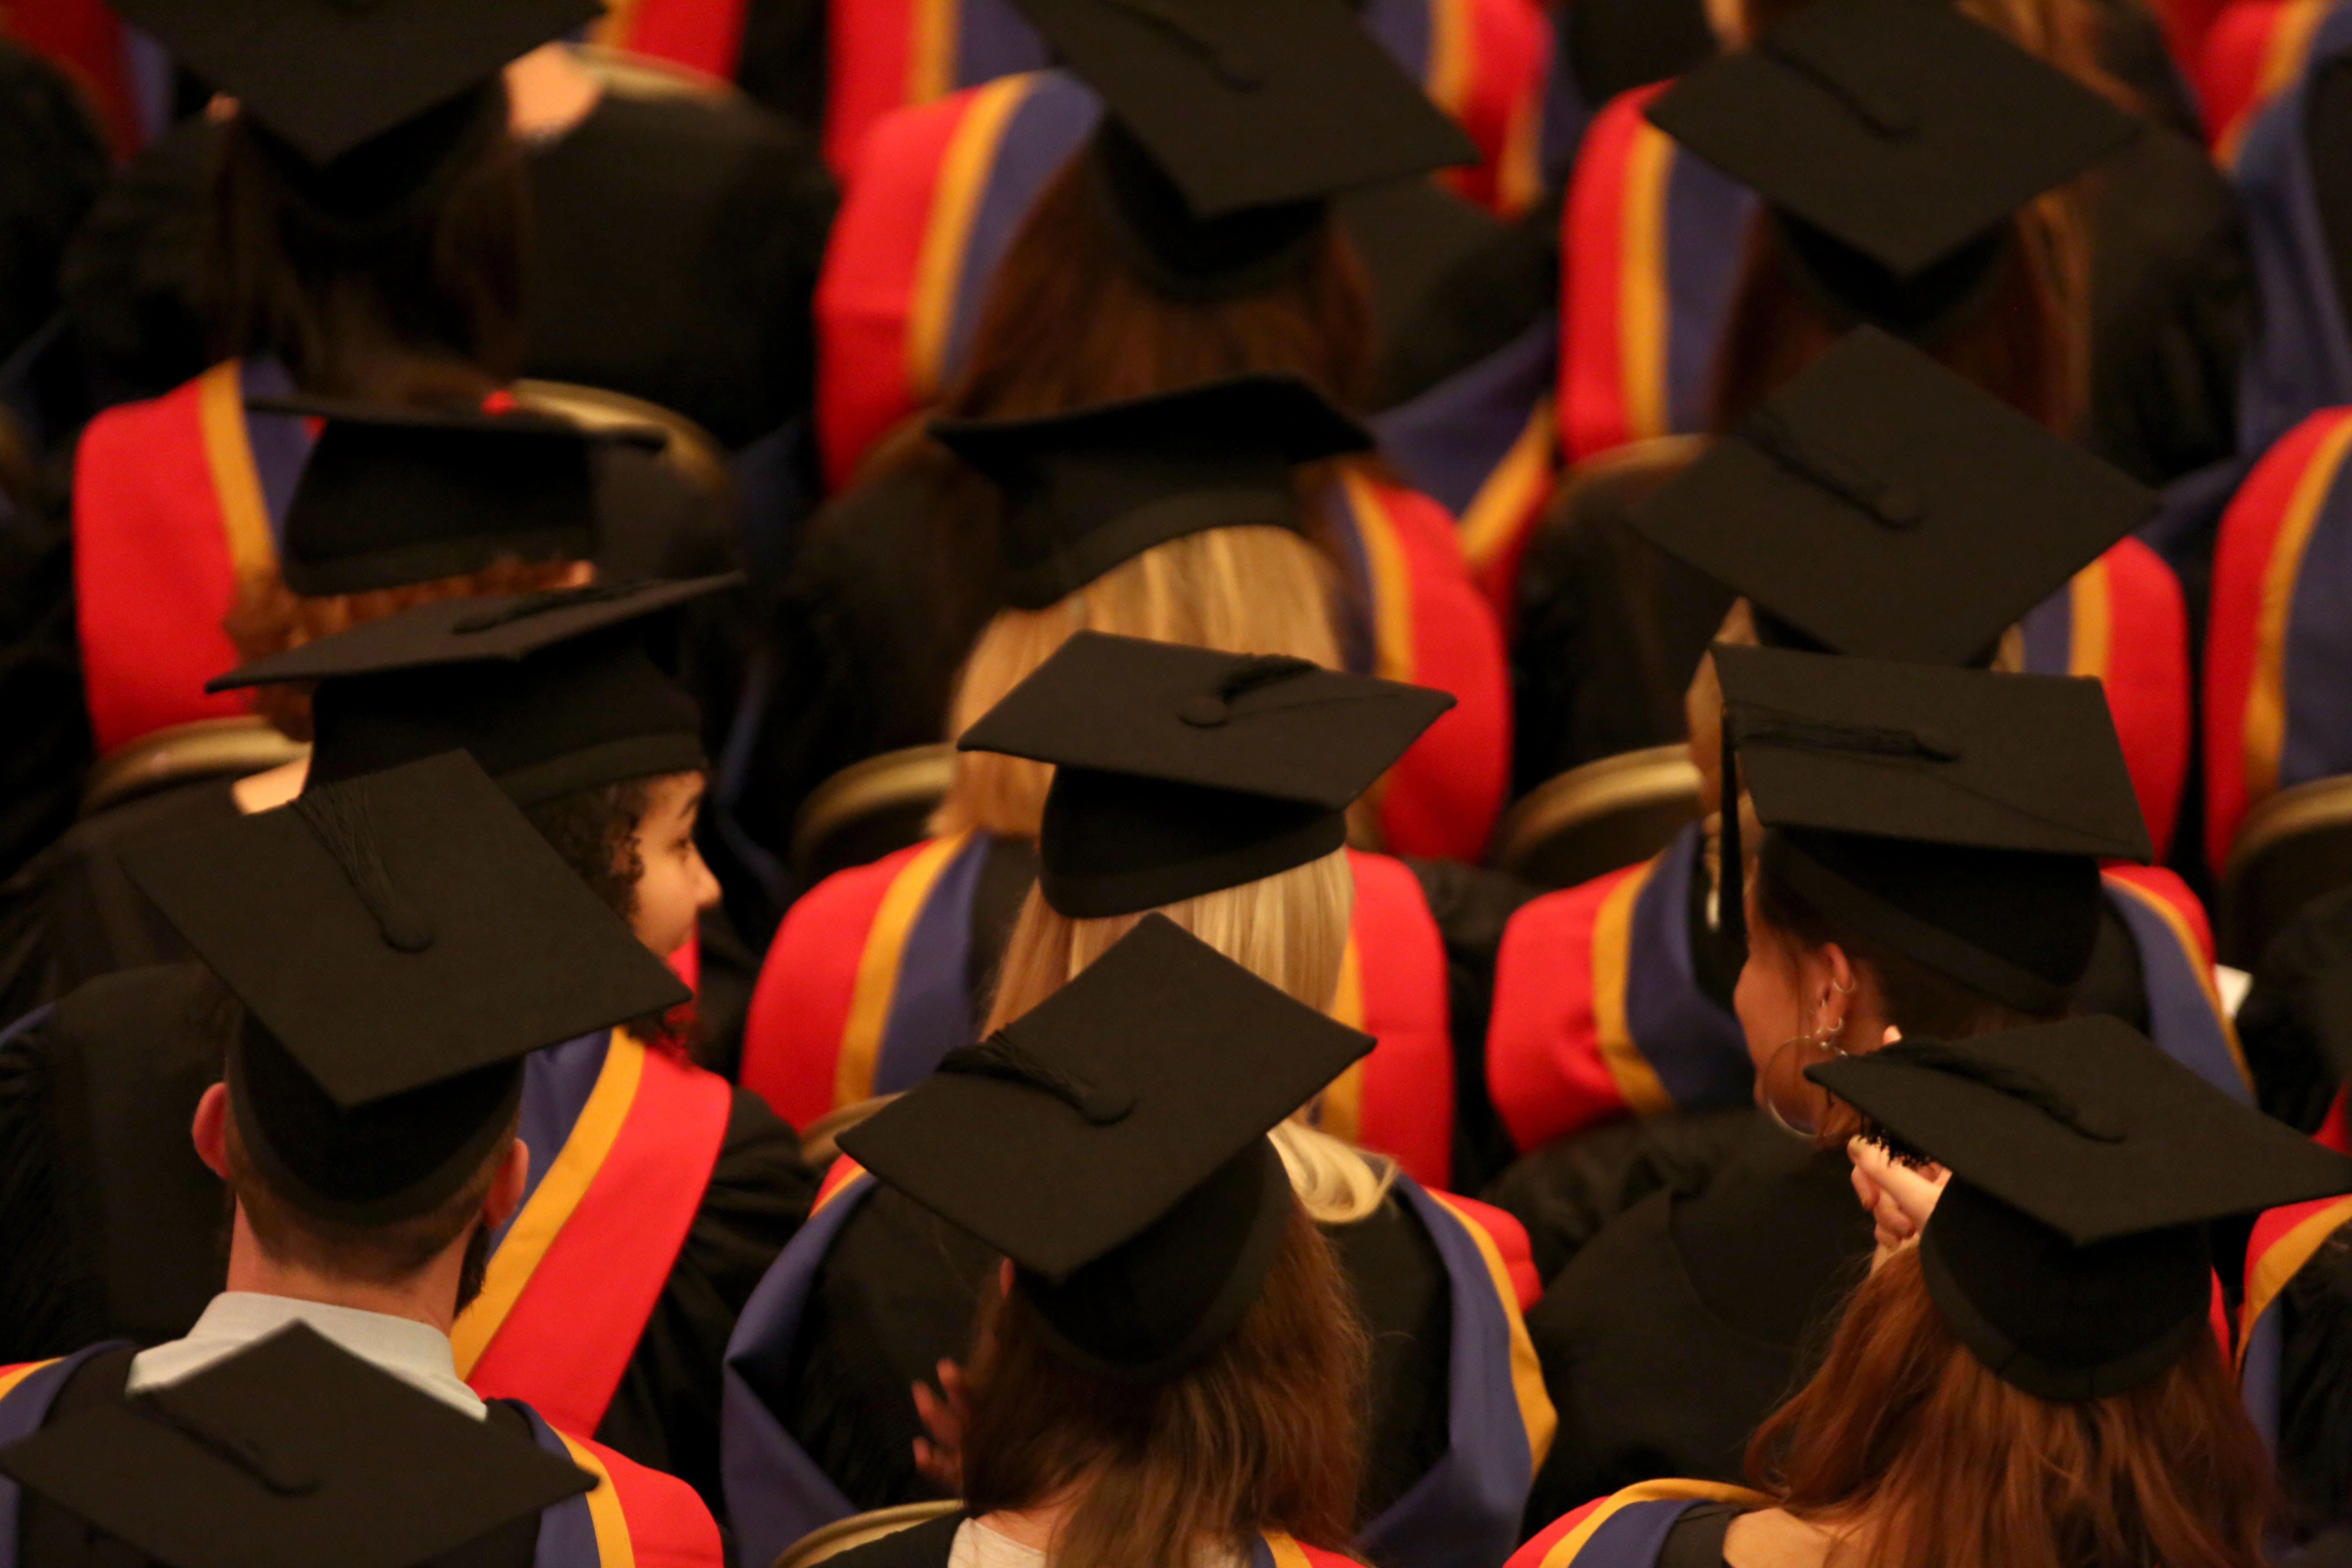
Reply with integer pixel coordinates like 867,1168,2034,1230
126,1293,486,1419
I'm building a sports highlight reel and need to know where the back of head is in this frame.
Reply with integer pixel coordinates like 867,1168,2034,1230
1747,1243,2274,1568
960,1195,1368,1568
935,524,1344,839
204,82,529,400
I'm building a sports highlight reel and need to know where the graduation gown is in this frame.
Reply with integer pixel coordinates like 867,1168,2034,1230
1482,822,2249,1161
1507,442,2195,853
2230,12,2352,463
2202,400,2352,870
737,835,1536,1191
720,1165,1553,1568
0,967,814,1509
821,1512,1368,1568
521,89,836,452
809,64,1504,491
1507,1485,1766,1568
1549,87,2247,483
744,452,1512,867
1505,1111,1866,1529
0,1346,723,1568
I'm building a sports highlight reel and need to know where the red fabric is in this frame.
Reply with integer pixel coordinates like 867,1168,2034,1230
1437,0,1553,215
584,1434,726,1568
2152,0,2234,86
608,0,748,78
667,932,700,993
1507,1496,1614,1568
5,0,140,154
2199,0,2291,148
465,1049,733,1437
73,374,253,755
2094,538,2192,857
739,841,932,1128
2321,1087,2350,1153
1286,1542,1372,1568
821,0,916,178
814,87,975,490
2204,409,2352,868
1485,864,1651,1152
1439,1191,1542,1309
1469,470,1558,633
1347,851,1457,1190
1557,86,1671,463
1361,481,1511,862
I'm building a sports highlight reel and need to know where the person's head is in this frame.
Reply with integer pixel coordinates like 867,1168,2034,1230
1745,1241,2274,1568
1712,646,2152,1134
193,1068,527,1315
523,768,718,960
960,1200,1369,1568
228,555,593,741
840,917,1381,1568
935,528,1345,839
204,82,529,398
1690,0,2138,438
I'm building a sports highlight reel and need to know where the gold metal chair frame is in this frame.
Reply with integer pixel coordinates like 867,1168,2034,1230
789,745,959,882
2221,773,2352,966
770,1501,965,1568
1492,744,1703,890
82,717,309,819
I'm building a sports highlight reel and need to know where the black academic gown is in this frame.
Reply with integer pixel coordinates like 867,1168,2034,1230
778,1183,1453,1523
10,1347,543,1568
1505,1110,1871,1530
1511,117,2249,788
0,965,813,1510
522,90,836,452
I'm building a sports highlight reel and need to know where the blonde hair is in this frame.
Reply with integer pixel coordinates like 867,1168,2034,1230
986,847,1397,1224
933,523,1345,839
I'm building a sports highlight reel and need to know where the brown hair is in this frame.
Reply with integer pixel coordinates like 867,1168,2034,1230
202,88,529,399
1746,1245,2276,1568
1710,0,2129,437
960,1200,1371,1568
221,1096,513,1307
937,154,1376,427
225,556,590,740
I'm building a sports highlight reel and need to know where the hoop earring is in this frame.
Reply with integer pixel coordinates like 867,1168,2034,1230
1761,1009,1849,1141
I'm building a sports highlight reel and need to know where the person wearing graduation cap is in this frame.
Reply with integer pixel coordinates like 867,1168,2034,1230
748,0,1514,868
1515,0,2248,790
0,751,727,1566
1505,1012,2347,1568
1481,332,2233,1172
1502,646,2255,1526
750,916,1385,1568
0,577,813,1512
54,0,740,775
742,379,1533,1168
0,407,731,1027
724,633,1555,1568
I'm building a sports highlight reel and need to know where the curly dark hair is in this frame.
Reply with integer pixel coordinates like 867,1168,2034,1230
522,777,655,926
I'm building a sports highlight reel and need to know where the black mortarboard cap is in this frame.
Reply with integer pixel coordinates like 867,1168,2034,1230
957,632,1453,916
208,577,734,804
1808,1019,2352,1400
112,0,595,220
1715,644,2150,1014
931,372,1373,610
1012,0,1477,296
1634,329,2156,666
839,914,1373,1380
122,751,689,1224
255,395,664,597
0,1325,591,1568
1647,0,2138,334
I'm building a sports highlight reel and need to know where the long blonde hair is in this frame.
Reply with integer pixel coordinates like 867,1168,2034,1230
933,523,1345,839
986,848,1396,1224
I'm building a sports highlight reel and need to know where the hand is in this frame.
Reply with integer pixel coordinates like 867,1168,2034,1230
1848,1136,1947,1272
911,1359,970,1492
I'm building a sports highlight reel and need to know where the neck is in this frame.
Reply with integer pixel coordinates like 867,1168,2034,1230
505,44,603,142
221,1203,470,1335
976,1483,1095,1552
231,755,310,815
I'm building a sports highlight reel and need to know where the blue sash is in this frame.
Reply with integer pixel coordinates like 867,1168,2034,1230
0,1344,127,1568
2232,9,2352,457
